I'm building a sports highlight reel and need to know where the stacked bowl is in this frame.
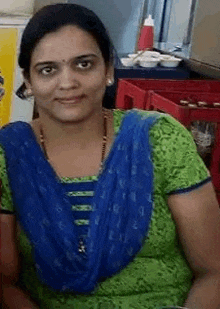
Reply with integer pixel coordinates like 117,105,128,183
120,51,182,68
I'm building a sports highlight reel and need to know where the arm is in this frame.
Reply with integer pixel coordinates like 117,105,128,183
1,211,40,309
168,181,220,309
0,125,39,308
1,176,39,308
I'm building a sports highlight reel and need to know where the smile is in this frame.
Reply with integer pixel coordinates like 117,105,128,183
56,95,85,104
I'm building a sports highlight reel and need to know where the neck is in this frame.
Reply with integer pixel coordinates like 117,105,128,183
36,107,106,149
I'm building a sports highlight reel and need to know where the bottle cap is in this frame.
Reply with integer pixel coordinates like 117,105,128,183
197,101,208,107
188,103,197,108
179,100,189,105
144,15,154,26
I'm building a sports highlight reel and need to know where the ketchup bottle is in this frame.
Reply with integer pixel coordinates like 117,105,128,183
138,15,154,51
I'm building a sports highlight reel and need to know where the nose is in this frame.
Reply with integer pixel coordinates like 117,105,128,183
58,67,79,90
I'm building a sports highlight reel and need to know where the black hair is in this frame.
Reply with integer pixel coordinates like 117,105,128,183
16,3,115,108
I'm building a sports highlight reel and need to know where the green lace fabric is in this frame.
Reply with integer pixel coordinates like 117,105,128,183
0,109,210,309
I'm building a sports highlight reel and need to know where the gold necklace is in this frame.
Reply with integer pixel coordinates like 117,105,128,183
39,109,108,175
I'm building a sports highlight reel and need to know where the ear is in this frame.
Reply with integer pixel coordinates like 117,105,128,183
22,70,32,91
106,64,114,79
105,64,114,86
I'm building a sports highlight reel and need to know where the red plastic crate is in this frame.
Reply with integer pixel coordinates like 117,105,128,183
147,91,220,126
147,90,220,193
116,79,220,109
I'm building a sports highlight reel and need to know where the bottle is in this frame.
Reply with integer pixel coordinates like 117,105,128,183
138,15,154,51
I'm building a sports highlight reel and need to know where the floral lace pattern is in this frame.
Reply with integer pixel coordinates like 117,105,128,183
0,109,210,309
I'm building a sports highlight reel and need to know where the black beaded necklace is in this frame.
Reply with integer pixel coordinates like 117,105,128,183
38,109,108,253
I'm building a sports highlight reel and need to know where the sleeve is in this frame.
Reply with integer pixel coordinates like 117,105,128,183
0,144,14,212
149,113,211,195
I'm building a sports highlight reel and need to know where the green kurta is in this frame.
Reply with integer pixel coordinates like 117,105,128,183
0,109,210,309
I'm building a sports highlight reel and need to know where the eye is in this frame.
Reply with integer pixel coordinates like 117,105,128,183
76,60,92,69
39,66,56,76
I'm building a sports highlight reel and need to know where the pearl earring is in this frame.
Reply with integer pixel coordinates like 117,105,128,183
107,79,114,86
26,88,32,97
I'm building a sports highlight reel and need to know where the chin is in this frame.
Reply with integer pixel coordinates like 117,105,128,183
53,110,90,124
41,103,100,123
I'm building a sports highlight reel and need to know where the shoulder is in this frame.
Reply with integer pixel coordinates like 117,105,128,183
113,108,183,126
113,108,162,133
113,109,192,143
0,121,31,136
147,112,196,149
0,121,33,148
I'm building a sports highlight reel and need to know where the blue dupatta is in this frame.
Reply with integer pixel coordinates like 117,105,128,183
0,109,160,293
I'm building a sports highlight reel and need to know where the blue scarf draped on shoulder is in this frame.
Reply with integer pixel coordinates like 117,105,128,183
0,109,160,293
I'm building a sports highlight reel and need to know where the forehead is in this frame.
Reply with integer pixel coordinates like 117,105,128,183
31,25,102,63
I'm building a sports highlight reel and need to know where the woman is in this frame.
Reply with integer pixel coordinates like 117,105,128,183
1,3,220,309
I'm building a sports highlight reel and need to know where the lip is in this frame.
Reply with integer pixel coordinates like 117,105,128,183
56,95,85,104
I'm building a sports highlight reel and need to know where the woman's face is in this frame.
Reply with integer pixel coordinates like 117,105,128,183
25,25,113,123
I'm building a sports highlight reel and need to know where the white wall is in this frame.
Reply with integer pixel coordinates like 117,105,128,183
69,0,145,54
10,25,34,123
0,0,34,15
167,0,192,44
34,0,67,13
190,0,220,68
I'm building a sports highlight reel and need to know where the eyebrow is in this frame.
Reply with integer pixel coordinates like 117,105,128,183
34,53,99,68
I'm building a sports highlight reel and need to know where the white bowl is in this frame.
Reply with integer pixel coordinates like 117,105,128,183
139,58,160,68
142,51,161,58
137,50,160,55
120,57,134,67
159,54,172,60
128,53,138,58
160,57,182,67
127,54,140,64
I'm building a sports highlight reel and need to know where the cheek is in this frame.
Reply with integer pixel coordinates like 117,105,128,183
86,72,107,94
32,80,56,99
